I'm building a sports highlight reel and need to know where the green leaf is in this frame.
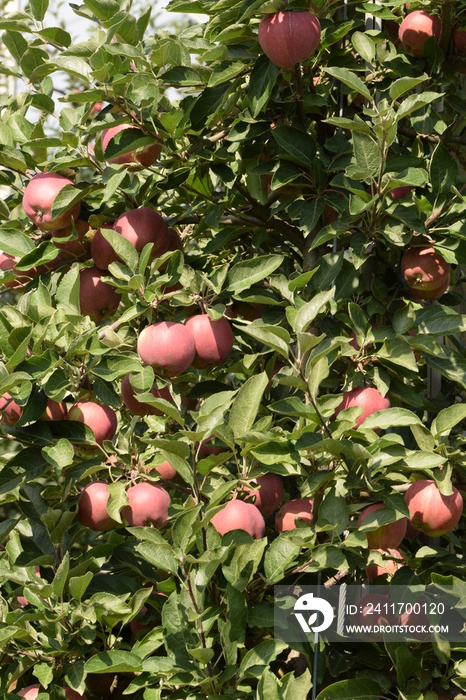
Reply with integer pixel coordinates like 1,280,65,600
239,639,288,678
208,60,245,88
351,31,375,63
52,550,69,598
431,405,466,439
249,55,279,118
430,141,458,195
30,0,49,21
324,66,371,100
397,91,443,120
308,356,329,398
264,536,301,583
69,572,93,601
229,372,268,438
271,126,316,168
362,407,422,431
33,662,53,688
191,83,231,132
41,439,74,469
389,74,428,101
0,145,28,173
101,227,139,270
55,264,80,313
240,323,290,357
135,541,179,575
315,678,382,700
85,651,143,674
227,254,284,294
318,490,349,534
294,289,334,333
353,131,381,176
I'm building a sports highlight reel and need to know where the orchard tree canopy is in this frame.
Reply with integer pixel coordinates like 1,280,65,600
0,0,465,698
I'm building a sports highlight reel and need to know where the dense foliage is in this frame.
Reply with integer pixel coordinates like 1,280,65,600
0,0,465,698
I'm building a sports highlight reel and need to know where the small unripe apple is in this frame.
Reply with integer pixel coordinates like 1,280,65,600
137,322,196,377
184,314,234,368
17,684,40,698
275,498,313,532
365,548,404,582
52,219,91,260
389,186,412,200
121,482,171,527
401,246,450,300
67,401,117,446
101,123,162,166
335,386,390,429
79,266,122,321
244,473,284,517
22,172,81,231
398,10,441,57
211,499,265,539
258,11,321,68
91,207,169,270
405,479,463,537
43,398,67,420
121,374,173,417
78,481,116,531
358,503,407,549
0,393,22,426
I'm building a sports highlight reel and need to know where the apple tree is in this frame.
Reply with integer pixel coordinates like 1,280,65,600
0,0,465,698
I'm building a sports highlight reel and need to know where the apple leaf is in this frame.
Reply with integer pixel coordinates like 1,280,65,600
324,66,371,101
248,55,279,118
431,404,466,440
84,650,144,674
226,254,284,293
315,678,382,700
229,372,268,438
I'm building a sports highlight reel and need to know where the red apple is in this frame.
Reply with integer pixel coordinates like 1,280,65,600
258,11,321,68
0,393,22,426
398,11,441,57
405,479,463,537
401,246,450,300
52,219,91,260
153,460,177,480
275,498,313,532
22,172,81,231
389,186,412,200
198,435,227,458
121,374,173,417
137,322,196,377
335,386,390,428
184,314,234,368
79,266,122,321
17,685,40,698
243,473,284,517
101,124,162,166
166,227,183,252
398,596,430,640
43,398,67,420
352,593,397,640
78,481,116,531
211,499,265,539
358,503,407,549
366,548,404,582
91,208,169,270
454,25,466,55
67,401,117,446
121,482,171,527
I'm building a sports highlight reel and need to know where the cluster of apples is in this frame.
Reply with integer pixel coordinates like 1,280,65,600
359,479,463,581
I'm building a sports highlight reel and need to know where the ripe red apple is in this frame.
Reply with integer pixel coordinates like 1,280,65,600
101,124,162,166
211,499,265,538
79,266,122,321
401,246,450,300
184,314,234,369
275,498,313,532
17,684,40,698
334,386,390,429
43,398,67,420
258,11,321,68
78,481,116,531
121,482,171,527
166,227,183,252
243,473,284,517
352,593,397,640
67,401,117,446
198,435,227,458
405,479,463,537
0,393,22,426
454,25,466,54
389,186,412,200
137,322,196,377
22,172,81,231
398,596,430,640
85,673,116,700
91,208,169,270
358,503,407,549
121,374,173,417
153,460,177,480
52,219,91,260
0,251,21,288
398,11,441,57
366,548,404,582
